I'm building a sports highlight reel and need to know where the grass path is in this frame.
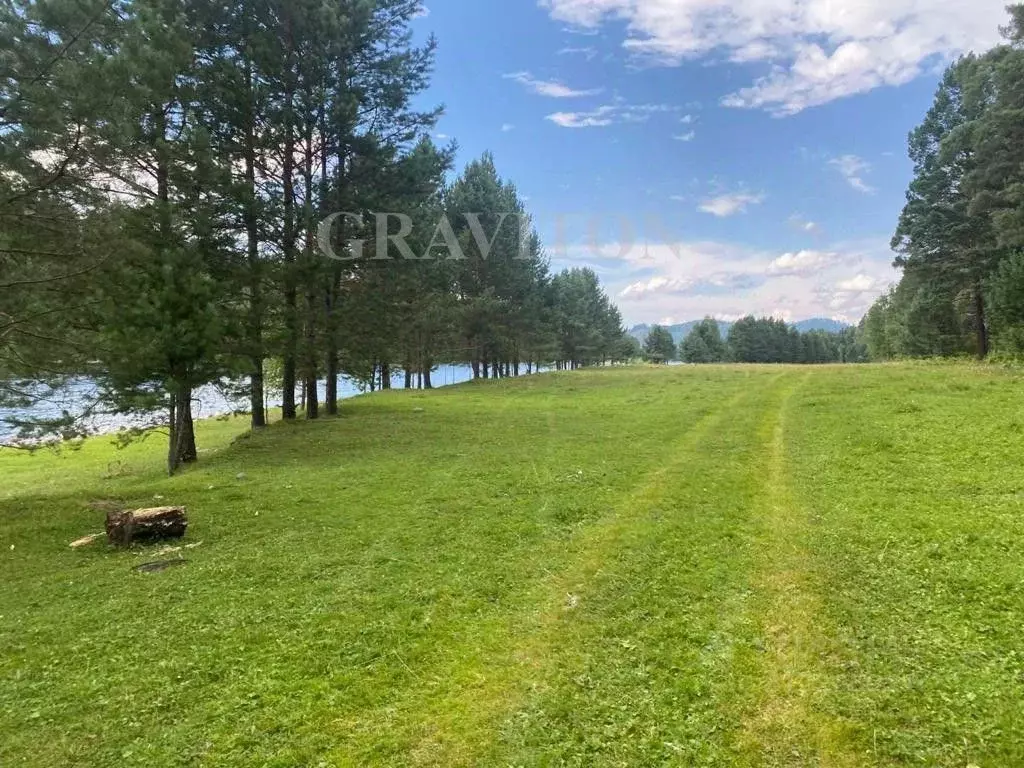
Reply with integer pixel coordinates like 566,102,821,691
3,364,1024,766
738,373,858,767
328,372,775,765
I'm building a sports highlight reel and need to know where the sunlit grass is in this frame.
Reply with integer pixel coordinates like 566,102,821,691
1,364,1022,766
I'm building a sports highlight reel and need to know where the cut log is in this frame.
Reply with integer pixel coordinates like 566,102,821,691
106,506,188,547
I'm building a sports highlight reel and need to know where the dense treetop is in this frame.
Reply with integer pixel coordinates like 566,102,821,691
867,5,1024,361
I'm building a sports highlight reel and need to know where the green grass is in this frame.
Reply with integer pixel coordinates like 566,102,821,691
2,364,1023,766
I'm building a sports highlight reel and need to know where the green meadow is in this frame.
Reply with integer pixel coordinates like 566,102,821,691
2,364,1023,767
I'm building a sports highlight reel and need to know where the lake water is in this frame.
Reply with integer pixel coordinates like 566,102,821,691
0,364,480,445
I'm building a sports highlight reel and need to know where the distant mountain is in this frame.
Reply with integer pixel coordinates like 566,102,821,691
629,317,849,344
629,321,728,345
793,318,850,334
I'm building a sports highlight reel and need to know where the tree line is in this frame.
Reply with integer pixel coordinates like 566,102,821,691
0,0,630,472
865,5,1024,361
645,317,867,364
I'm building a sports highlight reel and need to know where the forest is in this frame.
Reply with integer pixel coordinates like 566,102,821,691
0,0,629,472
648,317,866,364
864,6,1024,361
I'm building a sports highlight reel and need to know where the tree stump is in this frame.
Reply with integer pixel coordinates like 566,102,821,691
106,506,188,547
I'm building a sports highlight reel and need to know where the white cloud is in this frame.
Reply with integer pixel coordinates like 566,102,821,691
504,71,602,98
548,106,615,128
789,214,820,234
558,46,599,60
680,114,696,124
501,123,515,132
767,250,836,276
673,130,696,142
820,272,891,316
413,4,429,18
547,102,677,128
620,272,765,299
837,273,879,293
552,234,898,325
829,154,874,193
540,0,1006,114
698,192,765,217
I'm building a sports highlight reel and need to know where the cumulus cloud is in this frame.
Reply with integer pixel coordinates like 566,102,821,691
504,71,602,98
540,0,1006,114
836,273,880,292
829,154,874,193
550,234,897,325
673,130,696,142
698,192,765,217
819,273,889,316
767,250,836,276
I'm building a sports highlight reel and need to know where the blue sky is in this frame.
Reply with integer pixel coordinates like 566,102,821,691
411,0,1009,326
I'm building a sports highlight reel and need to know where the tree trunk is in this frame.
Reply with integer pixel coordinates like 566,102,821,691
250,362,266,429
244,62,266,430
305,374,319,419
324,259,342,416
155,114,196,475
423,365,432,389
176,387,196,464
281,27,298,421
404,368,412,389
106,506,188,547
282,353,297,419
167,382,196,476
974,285,989,359
326,347,339,415
167,395,177,476
381,362,391,389
302,114,319,421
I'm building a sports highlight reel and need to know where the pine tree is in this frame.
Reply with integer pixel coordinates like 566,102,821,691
0,0,121,436
85,0,238,472
643,325,676,364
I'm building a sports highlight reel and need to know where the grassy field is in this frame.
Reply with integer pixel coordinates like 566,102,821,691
2,363,1023,766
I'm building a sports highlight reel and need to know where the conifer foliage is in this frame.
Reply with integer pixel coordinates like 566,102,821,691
0,0,630,470
868,5,1024,360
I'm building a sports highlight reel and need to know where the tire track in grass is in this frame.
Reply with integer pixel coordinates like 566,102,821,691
739,373,859,767
396,370,789,766
324,371,769,765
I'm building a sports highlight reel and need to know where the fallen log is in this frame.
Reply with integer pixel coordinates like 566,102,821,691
106,506,188,547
